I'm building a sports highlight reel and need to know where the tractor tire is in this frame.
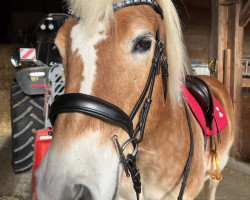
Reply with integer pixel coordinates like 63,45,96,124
10,82,45,173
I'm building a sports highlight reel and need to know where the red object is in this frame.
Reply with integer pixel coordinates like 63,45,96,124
20,48,36,60
32,129,52,199
182,86,227,136
31,83,48,88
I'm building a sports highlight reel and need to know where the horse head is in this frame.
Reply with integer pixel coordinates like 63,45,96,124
36,0,190,199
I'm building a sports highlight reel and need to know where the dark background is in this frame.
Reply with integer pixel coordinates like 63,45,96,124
0,0,65,43
0,0,189,44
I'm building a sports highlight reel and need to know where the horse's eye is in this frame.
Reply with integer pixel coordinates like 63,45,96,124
133,37,152,53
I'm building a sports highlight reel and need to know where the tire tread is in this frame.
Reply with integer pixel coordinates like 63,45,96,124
11,82,45,174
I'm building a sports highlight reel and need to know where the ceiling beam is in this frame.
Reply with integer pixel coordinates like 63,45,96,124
239,0,250,27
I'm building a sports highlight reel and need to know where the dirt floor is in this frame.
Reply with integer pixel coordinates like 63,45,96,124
0,44,250,199
0,44,31,199
0,134,31,199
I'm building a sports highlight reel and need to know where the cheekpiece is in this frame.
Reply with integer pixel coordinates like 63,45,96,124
113,0,164,18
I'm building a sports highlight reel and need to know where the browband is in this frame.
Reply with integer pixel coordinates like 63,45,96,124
49,93,134,137
113,0,164,19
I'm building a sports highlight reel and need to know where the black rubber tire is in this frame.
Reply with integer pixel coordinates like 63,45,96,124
10,82,45,174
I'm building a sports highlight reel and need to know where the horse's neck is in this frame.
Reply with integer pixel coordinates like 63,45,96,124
161,100,188,141
142,98,186,145
136,99,194,191
139,98,192,161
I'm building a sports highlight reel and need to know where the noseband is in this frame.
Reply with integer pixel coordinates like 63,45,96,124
49,1,191,200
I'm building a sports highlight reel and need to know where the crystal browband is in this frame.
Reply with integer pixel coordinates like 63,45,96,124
113,0,164,18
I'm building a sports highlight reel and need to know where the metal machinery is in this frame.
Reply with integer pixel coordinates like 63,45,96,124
10,13,68,173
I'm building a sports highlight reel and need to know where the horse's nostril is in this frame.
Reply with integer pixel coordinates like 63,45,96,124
74,184,93,200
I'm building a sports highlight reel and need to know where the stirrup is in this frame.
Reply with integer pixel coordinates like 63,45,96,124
209,150,223,180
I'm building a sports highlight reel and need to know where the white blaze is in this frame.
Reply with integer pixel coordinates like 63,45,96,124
71,22,107,94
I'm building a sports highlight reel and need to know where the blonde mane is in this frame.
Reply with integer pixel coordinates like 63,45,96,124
67,0,114,35
157,0,189,101
67,0,189,101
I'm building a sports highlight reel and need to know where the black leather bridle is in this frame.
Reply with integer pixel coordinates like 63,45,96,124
49,1,193,200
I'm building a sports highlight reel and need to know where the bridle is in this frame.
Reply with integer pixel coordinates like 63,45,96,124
49,1,193,200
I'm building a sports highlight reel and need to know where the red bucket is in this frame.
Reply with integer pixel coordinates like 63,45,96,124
32,129,52,199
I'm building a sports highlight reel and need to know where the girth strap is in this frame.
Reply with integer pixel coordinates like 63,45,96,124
49,93,134,137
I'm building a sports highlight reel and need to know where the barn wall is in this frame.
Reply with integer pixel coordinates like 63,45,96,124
243,23,250,57
180,6,249,60
179,6,211,64
241,88,250,161
241,22,250,162
179,4,250,162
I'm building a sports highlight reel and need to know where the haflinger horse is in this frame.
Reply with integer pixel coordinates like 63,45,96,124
36,0,234,199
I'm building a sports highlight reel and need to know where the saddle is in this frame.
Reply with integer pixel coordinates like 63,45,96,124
184,75,225,180
185,75,214,127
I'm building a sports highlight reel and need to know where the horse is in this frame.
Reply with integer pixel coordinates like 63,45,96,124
35,0,235,199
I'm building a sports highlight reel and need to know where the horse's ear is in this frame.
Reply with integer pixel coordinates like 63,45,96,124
55,18,76,62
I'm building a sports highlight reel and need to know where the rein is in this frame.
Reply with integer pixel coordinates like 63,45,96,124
49,1,193,199
178,99,194,200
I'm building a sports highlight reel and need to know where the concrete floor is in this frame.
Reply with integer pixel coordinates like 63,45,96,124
197,163,250,200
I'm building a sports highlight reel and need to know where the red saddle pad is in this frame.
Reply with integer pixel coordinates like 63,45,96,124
182,86,227,136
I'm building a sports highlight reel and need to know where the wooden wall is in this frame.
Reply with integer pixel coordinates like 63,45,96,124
179,2,250,161
243,23,250,57
180,5,249,61
241,21,250,162
241,88,250,161
179,6,211,63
